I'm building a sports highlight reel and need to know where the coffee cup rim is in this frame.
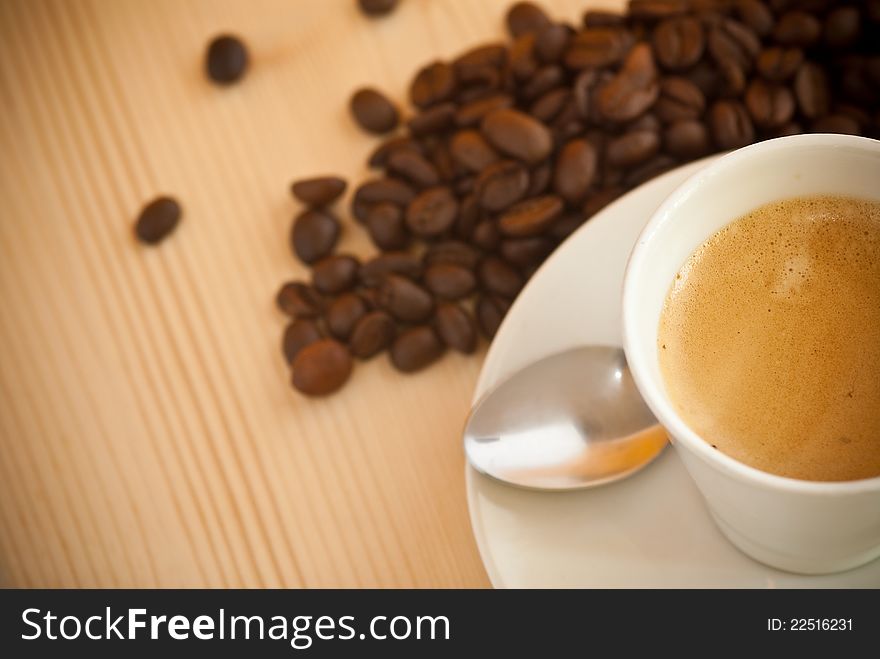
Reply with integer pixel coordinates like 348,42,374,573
622,134,880,495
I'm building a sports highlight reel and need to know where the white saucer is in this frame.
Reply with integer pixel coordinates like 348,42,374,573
465,157,880,588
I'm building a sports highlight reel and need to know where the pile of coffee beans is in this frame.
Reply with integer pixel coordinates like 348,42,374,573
279,0,880,396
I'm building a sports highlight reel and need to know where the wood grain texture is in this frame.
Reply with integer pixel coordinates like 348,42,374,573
0,0,620,588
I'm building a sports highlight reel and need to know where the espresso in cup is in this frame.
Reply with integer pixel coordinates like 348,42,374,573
657,194,880,482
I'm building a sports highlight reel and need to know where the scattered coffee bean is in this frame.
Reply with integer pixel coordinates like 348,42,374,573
663,119,710,158
325,293,368,341
500,236,554,267
291,209,340,264
290,176,347,207
350,87,400,134
410,61,457,109
498,195,563,237
366,202,409,251
653,17,704,71
506,2,551,38
379,274,434,322
709,100,755,149
606,130,660,167
276,281,323,319
291,339,353,396
481,108,553,164
406,187,459,237
135,196,181,245
357,0,398,17
553,139,596,204
475,160,529,211
451,130,501,174
424,263,477,300
349,311,396,359
773,11,821,47
745,79,794,128
390,326,445,372
478,256,523,297
424,241,482,270
359,252,423,287
205,35,248,85
312,255,360,295
735,0,774,38
283,320,323,364
387,149,440,188
434,303,478,354
756,47,803,82
794,61,830,119
476,294,511,339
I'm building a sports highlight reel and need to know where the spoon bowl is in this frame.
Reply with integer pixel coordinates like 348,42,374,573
463,346,667,490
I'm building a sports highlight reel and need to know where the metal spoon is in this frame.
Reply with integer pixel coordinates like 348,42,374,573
464,346,667,490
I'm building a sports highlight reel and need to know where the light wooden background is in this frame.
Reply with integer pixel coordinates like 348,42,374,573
0,0,617,588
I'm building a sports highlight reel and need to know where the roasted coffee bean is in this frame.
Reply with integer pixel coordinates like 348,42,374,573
563,28,635,69
312,255,360,295
406,187,458,238
521,65,565,101
583,10,625,28
709,99,755,149
716,57,747,97
476,294,511,339
424,241,482,270
424,263,477,299
426,141,460,182
379,274,433,322
455,94,515,127
475,160,529,211
410,61,457,109
359,252,423,286
527,161,553,197
498,195,563,238
454,194,480,238
407,102,456,136
454,43,508,75
686,59,720,98
357,0,398,17
812,114,860,135
735,0,774,38
368,136,423,169
366,202,408,251
291,339,352,396
606,130,660,167
548,211,584,240
745,79,794,128
135,196,181,245
352,178,416,223
773,11,821,47
595,44,659,123
291,209,340,264
663,119,710,158
481,108,553,164
276,281,323,319
708,19,760,72
205,35,248,85
534,23,571,63
756,47,803,82
283,319,323,365
653,17,704,71
572,70,597,118
794,62,830,119
529,88,570,123
506,2,551,38
629,0,689,21
326,293,369,341
390,326,444,372
653,76,705,123
478,256,524,297
350,87,399,134
349,311,396,359
824,6,860,49
553,139,597,204
450,130,500,173
290,176,347,207
387,149,440,188
500,236,554,267
472,220,501,251
582,187,624,220
624,154,677,187
509,33,539,80
434,303,478,354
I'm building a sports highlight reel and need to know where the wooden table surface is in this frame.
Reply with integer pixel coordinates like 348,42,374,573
0,0,617,588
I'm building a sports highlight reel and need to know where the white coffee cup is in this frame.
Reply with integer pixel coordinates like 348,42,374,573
622,134,880,575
